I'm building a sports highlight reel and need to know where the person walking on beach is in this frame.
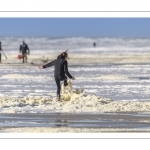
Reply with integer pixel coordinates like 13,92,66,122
93,42,96,47
0,42,2,63
39,50,75,101
19,41,30,63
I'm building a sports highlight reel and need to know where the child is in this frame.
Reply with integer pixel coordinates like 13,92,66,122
39,51,75,101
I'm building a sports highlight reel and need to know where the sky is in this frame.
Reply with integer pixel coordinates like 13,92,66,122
1,18,150,37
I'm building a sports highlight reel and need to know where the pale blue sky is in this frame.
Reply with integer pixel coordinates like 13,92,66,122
0,18,150,37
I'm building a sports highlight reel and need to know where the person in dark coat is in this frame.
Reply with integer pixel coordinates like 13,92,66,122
39,51,75,101
93,42,96,47
0,42,2,63
19,41,30,63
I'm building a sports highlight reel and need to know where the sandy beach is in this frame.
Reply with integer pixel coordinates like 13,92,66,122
1,37,150,132
2,53,150,65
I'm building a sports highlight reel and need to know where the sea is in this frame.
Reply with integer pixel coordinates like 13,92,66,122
1,36,150,54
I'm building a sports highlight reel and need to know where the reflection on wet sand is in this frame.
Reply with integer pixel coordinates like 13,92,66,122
1,113,150,132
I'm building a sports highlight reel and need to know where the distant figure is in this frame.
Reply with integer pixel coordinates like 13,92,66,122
19,41,30,63
0,42,2,63
93,42,96,47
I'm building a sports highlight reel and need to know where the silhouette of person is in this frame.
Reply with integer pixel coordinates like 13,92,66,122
19,41,30,63
0,42,2,63
93,42,96,47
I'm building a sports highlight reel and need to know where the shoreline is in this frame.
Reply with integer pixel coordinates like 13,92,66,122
1,112,150,132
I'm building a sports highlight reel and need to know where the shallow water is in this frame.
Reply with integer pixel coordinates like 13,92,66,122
1,113,150,129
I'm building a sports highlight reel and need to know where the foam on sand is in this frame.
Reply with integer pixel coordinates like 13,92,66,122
0,80,150,113
1,90,150,113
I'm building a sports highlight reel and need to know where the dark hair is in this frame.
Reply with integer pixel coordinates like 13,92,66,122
60,52,68,59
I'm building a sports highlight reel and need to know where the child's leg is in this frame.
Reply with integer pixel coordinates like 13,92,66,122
64,79,68,86
55,78,61,99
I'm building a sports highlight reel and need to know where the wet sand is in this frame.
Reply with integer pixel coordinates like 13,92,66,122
2,53,150,65
1,54,150,132
1,112,150,132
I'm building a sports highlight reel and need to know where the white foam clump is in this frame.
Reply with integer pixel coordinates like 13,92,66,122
21,96,51,105
1,80,150,113
60,81,112,113
1,94,150,113
60,80,84,101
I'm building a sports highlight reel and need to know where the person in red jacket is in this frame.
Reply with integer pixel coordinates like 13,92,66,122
39,51,75,101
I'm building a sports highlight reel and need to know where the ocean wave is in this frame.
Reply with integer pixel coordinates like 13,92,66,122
1,37,150,54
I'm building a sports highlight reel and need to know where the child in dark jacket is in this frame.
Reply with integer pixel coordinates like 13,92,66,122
39,51,75,101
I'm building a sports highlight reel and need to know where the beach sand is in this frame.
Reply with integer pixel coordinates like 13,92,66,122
1,53,150,132
3,127,150,132
1,113,150,132
2,53,150,65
